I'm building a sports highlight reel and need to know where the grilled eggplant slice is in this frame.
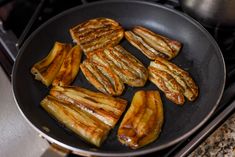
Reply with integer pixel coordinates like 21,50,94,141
125,26,182,60
88,45,148,87
70,17,124,55
41,95,110,147
148,67,185,105
52,45,82,86
80,59,124,96
118,90,164,149
31,42,72,86
50,86,127,128
148,57,198,104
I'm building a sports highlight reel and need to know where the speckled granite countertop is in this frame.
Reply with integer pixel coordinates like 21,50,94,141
189,113,235,157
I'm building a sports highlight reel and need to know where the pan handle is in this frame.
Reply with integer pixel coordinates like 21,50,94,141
41,143,69,157
40,137,93,157
41,143,94,157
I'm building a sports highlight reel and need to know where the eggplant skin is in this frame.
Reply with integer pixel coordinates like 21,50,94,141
86,45,148,87
80,59,125,96
52,45,82,86
148,67,185,105
50,86,127,128
102,45,148,87
70,17,124,55
41,95,111,147
125,26,182,60
118,90,164,149
31,42,72,87
148,57,198,105
80,45,148,95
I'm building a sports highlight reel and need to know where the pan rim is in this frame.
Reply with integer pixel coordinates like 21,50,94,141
12,0,226,156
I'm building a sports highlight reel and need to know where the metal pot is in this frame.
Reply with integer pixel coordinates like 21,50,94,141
180,0,235,29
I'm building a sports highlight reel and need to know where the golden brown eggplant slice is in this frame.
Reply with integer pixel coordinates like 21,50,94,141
118,90,164,149
31,42,72,86
125,26,182,60
80,59,125,96
52,45,82,86
125,31,167,60
148,57,198,104
70,17,124,55
88,45,148,87
148,67,185,105
41,95,110,147
50,86,127,128
152,57,198,101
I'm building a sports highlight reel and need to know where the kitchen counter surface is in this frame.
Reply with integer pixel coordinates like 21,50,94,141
189,112,235,157
0,66,49,157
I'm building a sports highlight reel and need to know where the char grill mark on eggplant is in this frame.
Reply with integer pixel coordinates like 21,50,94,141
50,86,127,128
148,67,185,105
88,45,148,87
80,59,125,96
125,26,182,60
41,86,127,147
148,57,198,105
41,95,111,147
70,18,124,55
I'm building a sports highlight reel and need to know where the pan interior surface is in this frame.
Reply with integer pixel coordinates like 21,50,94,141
12,1,225,156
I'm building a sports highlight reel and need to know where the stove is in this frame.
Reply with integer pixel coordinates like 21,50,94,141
0,0,235,156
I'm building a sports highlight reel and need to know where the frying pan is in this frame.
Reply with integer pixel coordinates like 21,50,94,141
12,1,225,156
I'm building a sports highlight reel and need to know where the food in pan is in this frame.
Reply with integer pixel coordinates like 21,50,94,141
70,17,124,55
52,45,82,86
80,45,148,95
31,17,199,150
125,26,182,60
50,86,128,128
149,68,185,105
148,57,198,105
80,59,125,96
118,90,164,149
41,95,111,147
31,42,72,87
84,45,148,90
101,45,148,87
41,85,127,147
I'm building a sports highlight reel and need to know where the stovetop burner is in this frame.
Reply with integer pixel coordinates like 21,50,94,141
2,0,235,78
0,0,235,156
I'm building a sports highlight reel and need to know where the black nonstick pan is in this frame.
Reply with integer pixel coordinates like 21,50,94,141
12,1,226,156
